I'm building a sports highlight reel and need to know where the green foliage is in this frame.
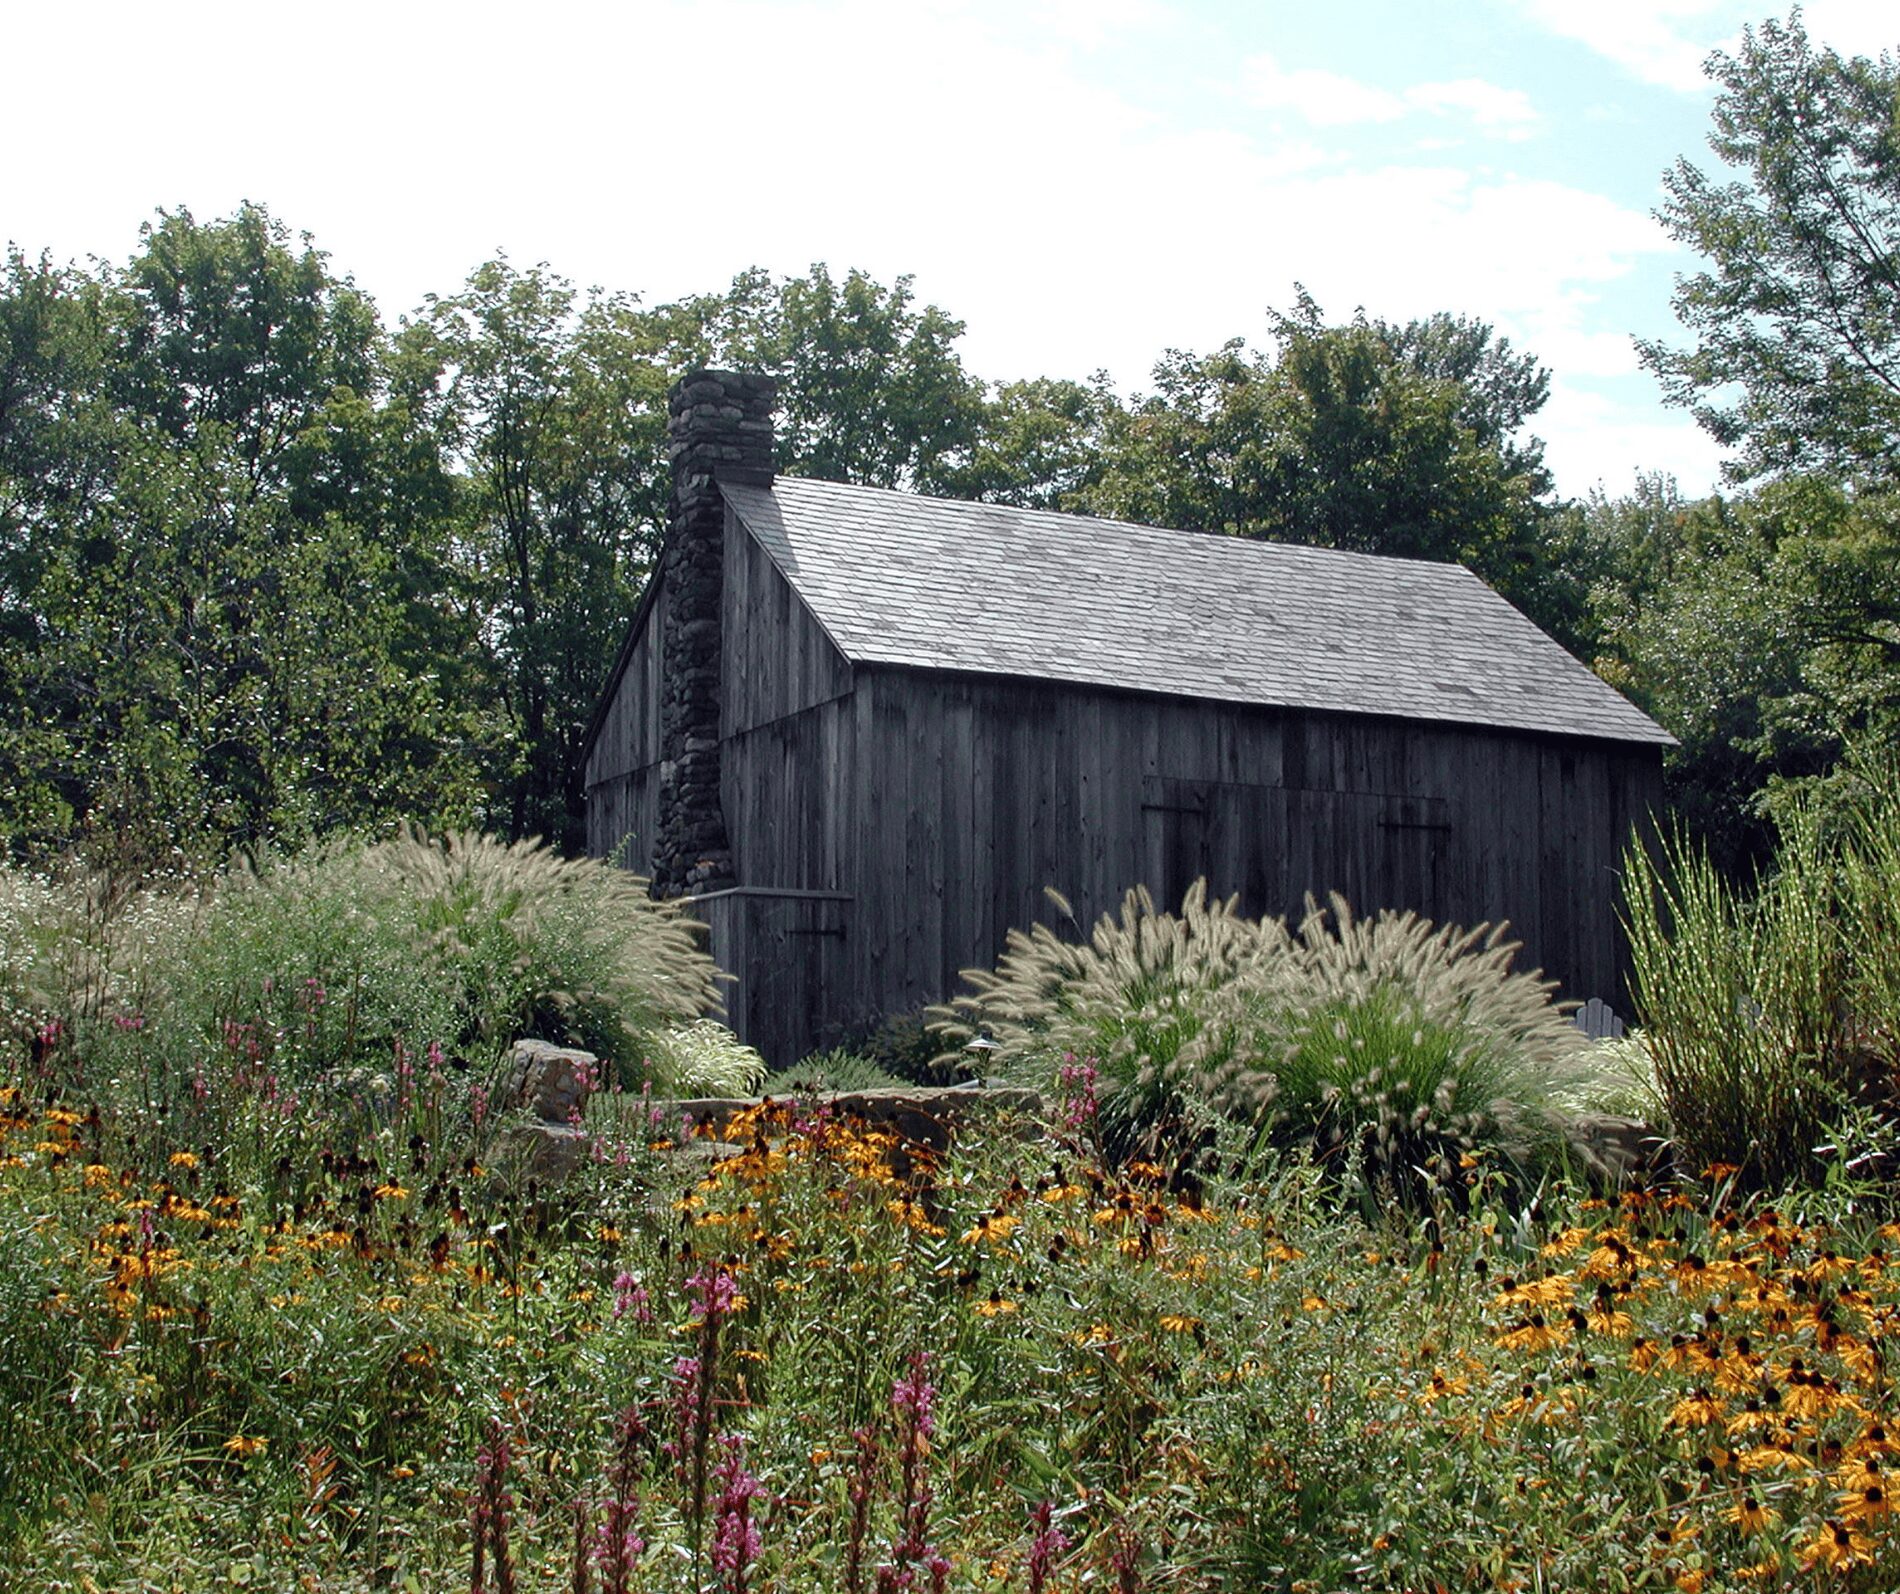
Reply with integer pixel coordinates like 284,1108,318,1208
1622,786,1893,1189
686,263,991,493
0,207,490,865
1241,898,1584,1200
410,259,673,850
934,882,1286,1154
0,831,719,1154
644,1018,767,1098
1587,476,1900,874
937,882,1582,1193
1640,14,1900,487
762,1048,905,1097
17,1059,1900,1589
1081,294,1581,645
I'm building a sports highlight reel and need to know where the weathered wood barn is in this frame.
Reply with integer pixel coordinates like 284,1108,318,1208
584,371,1672,1065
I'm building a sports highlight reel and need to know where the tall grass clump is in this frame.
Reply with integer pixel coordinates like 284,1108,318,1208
0,830,725,1178
1625,767,1900,1190
1242,895,1585,1195
936,882,1584,1192
933,882,1290,1154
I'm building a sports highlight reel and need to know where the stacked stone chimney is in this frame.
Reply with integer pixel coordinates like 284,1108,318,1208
651,370,777,898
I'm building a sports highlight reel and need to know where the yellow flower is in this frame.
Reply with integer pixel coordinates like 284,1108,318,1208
1667,1390,1726,1429
1158,1313,1202,1335
973,1291,1018,1317
373,1182,410,1201
1800,1519,1872,1573
223,1434,268,1457
168,1151,199,1169
1723,1495,1776,1536
1495,1315,1569,1353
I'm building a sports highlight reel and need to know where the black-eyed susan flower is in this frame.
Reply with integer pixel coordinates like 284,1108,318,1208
1723,1495,1776,1536
1800,1518,1872,1572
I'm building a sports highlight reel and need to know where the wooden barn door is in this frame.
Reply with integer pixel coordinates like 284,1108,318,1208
1144,777,1452,926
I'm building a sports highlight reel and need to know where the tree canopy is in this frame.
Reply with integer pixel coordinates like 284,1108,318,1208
1640,15,1900,486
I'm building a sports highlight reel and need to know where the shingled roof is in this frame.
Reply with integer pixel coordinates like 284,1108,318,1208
720,476,1672,747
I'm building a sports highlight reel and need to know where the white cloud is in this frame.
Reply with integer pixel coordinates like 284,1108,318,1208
1244,52,1538,139
1513,0,1895,94
3,0,1709,493
1405,78,1539,139
1242,53,1409,126
1510,0,1725,92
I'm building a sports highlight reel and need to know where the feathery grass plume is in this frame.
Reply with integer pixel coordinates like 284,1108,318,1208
647,1019,768,1097
935,881,1583,1188
930,882,1290,1155
1235,893,1586,1200
190,827,720,1088
1624,798,1856,1190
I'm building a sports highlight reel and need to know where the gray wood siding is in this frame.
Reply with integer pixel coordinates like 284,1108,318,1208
721,504,854,737
842,668,1664,1040
583,577,668,868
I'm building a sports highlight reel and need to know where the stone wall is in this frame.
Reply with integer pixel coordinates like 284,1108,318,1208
651,370,777,898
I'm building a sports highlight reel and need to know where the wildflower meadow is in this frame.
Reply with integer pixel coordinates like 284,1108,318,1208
8,802,1900,1590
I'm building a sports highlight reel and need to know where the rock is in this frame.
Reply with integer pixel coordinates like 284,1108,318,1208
506,1121,593,1181
504,1039,600,1124
1563,1111,1670,1186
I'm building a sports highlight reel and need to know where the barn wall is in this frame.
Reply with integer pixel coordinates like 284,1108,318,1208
583,577,668,870
841,667,1664,1039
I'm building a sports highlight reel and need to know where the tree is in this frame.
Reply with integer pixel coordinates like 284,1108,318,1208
687,264,990,492
1588,475,1900,871
414,258,675,850
1080,297,1578,644
1640,15,1900,485
0,208,486,866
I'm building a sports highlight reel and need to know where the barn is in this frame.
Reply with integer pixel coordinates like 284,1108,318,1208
583,371,1672,1066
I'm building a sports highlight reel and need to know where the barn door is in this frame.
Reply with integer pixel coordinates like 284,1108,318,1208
1143,777,1451,925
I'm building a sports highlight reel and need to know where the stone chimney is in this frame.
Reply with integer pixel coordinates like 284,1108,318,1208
651,370,777,898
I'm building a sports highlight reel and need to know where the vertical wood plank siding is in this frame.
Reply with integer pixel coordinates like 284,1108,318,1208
844,668,1663,1049
583,578,668,868
587,516,1665,1066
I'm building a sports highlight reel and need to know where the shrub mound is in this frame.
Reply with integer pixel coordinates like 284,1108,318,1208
934,881,1584,1196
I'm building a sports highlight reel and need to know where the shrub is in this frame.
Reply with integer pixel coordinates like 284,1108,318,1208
1239,896,1585,1199
763,1048,904,1097
933,882,1290,1154
1624,771,1900,1190
936,882,1583,1190
646,1019,768,1097
0,831,724,1178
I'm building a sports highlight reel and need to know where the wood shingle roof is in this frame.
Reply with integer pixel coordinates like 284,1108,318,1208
721,476,1673,746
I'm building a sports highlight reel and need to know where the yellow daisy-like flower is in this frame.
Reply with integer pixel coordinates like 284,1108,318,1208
1723,1495,1777,1536
1800,1519,1872,1573
1495,1315,1569,1353
1158,1313,1202,1335
168,1150,199,1169
959,1212,1020,1247
973,1291,1018,1317
1667,1389,1726,1429
1837,1481,1893,1523
223,1434,268,1457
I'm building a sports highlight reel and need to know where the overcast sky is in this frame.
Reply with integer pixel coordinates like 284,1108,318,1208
7,0,1896,498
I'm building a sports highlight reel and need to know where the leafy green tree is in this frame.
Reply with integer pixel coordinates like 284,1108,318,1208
1081,297,1576,644
687,263,990,492
413,258,676,850
0,208,486,867
1591,477,1900,871
1640,15,1900,485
